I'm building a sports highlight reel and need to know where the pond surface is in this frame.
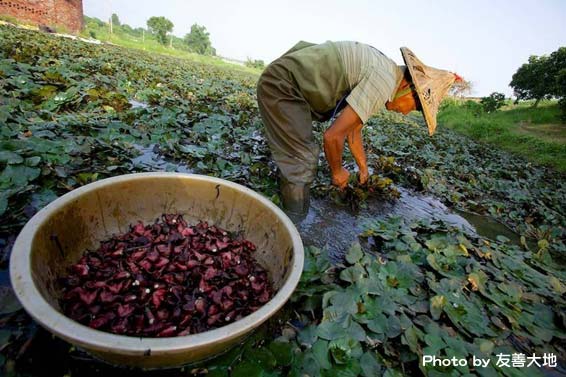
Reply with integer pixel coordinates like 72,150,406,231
130,144,193,173
297,188,523,264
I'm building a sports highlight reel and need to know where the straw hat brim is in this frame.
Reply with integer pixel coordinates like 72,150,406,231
400,47,457,136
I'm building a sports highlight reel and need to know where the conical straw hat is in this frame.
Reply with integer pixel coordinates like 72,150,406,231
400,47,459,136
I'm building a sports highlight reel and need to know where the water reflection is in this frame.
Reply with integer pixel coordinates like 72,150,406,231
296,187,519,263
131,144,193,173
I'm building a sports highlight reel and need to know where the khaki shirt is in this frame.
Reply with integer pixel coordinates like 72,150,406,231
335,41,403,123
274,40,402,123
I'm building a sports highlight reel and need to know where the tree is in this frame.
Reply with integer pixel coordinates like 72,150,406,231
548,47,566,120
510,47,566,118
111,13,121,27
147,16,174,45
184,24,214,55
547,48,566,94
448,79,473,98
480,92,506,113
510,55,553,107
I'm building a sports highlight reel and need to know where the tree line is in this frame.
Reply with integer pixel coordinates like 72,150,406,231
88,13,216,56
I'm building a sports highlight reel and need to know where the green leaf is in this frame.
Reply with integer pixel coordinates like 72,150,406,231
347,320,367,342
549,276,566,295
339,264,366,283
297,325,318,346
477,339,494,355
367,313,387,334
231,360,264,377
329,291,359,314
345,243,363,264
178,144,207,157
322,360,361,377
312,339,332,370
430,295,446,320
268,341,293,366
316,320,346,341
360,351,381,377
0,151,23,164
328,337,362,365
25,156,41,167
1,164,40,187
424,333,445,355
244,347,277,370
385,315,402,338
401,326,419,353
0,194,7,216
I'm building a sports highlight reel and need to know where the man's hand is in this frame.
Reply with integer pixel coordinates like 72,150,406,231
323,104,363,189
332,167,350,190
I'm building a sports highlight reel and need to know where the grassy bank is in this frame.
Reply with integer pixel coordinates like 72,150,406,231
438,100,566,172
81,16,261,75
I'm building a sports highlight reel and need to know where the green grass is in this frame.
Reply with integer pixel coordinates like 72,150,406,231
438,100,566,171
81,22,261,75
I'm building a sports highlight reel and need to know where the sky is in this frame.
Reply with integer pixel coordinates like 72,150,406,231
84,0,566,97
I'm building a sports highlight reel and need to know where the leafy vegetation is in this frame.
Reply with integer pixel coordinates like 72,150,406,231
0,25,565,376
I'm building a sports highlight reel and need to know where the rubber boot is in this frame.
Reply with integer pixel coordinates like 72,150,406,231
280,180,310,222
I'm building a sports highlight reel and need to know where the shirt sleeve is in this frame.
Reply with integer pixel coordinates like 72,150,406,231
345,69,393,124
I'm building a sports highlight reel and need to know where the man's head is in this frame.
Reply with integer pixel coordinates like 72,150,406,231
385,69,421,115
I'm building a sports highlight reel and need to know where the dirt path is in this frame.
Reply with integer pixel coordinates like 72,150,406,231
515,121,566,143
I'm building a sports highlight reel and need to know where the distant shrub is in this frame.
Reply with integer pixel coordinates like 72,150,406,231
480,92,506,113
439,97,461,112
245,58,265,70
89,30,97,39
464,100,484,117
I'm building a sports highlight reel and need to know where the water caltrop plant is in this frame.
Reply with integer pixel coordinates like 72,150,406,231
0,24,565,376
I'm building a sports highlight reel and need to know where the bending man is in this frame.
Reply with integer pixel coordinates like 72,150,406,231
257,41,460,217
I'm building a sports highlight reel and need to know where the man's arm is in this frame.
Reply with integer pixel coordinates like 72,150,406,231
323,104,364,189
346,122,369,185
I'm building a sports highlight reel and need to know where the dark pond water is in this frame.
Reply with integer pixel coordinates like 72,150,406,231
296,187,522,263
131,144,193,173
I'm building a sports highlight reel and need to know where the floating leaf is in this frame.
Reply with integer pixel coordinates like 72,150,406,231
0,151,23,164
231,360,263,377
430,295,446,320
312,339,332,370
345,243,363,264
268,341,294,367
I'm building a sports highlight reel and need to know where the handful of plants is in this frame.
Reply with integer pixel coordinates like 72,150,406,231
315,173,400,210
59,214,273,337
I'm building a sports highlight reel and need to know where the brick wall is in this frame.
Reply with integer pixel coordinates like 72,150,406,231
0,0,83,34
